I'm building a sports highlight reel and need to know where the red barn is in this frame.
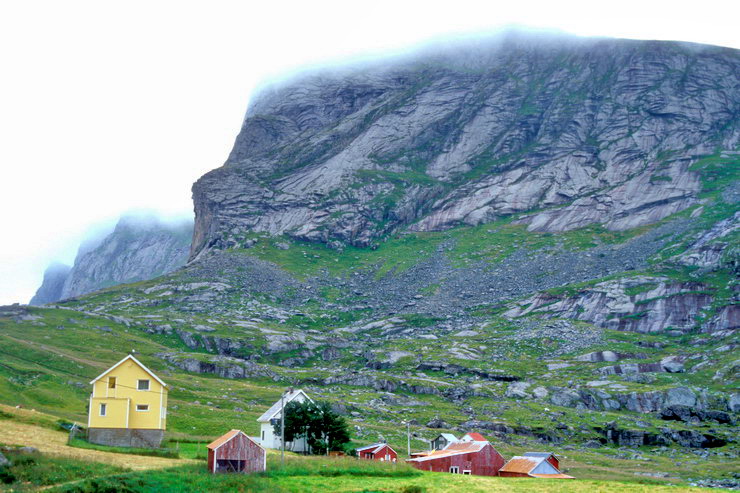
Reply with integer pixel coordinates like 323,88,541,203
356,443,398,462
407,435,505,476
206,429,266,474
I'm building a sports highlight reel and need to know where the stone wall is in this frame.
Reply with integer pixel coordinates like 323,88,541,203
88,428,164,448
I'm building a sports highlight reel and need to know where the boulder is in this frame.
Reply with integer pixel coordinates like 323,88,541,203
505,382,532,399
660,356,685,373
426,418,451,429
532,386,549,399
663,387,699,409
550,389,581,408
729,393,740,413
0,451,9,467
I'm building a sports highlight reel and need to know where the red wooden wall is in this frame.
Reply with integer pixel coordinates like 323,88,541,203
208,433,265,474
409,443,505,476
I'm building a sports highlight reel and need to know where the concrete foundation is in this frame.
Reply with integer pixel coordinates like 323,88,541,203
88,428,164,448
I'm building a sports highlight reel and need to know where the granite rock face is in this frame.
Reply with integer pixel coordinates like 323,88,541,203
29,263,71,306
31,215,193,304
504,276,717,333
191,33,739,259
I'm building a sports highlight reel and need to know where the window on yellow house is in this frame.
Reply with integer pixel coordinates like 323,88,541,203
99,403,107,416
136,404,149,411
137,379,150,391
108,377,116,389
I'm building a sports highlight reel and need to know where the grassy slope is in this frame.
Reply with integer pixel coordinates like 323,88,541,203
0,153,737,489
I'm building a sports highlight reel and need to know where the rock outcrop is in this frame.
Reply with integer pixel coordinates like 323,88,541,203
31,215,193,304
505,276,722,333
191,32,739,258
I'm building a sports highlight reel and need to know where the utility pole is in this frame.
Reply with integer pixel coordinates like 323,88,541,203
406,421,411,458
280,391,285,468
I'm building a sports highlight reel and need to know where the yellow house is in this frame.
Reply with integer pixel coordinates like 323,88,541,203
87,354,168,448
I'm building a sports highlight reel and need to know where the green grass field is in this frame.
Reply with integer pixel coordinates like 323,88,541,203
28,454,717,493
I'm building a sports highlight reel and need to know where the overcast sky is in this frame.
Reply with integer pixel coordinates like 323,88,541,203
0,0,737,305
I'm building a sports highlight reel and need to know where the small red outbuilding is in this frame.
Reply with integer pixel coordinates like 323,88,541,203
356,443,398,462
206,429,266,474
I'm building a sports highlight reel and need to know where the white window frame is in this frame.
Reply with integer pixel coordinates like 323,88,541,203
462,470,471,475
136,404,149,412
99,403,107,416
137,379,150,391
450,466,459,474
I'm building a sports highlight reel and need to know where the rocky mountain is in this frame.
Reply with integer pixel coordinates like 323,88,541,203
6,32,739,486
29,263,71,305
192,32,739,259
30,215,193,305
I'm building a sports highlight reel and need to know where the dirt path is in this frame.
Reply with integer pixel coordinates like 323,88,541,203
0,420,193,470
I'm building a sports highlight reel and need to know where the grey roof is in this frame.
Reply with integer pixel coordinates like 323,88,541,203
436,433,458,442
523,452,556,458
256,389,311,422
356,442,389,454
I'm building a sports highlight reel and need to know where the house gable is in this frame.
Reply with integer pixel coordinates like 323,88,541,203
256,389,312,423
90,354,168,388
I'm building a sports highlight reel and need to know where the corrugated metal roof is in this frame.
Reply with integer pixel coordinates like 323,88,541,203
499,456,540,474
356,443,384,452
438,433,458,442
524,451,556,458
409,450,433,457
462,432,487,442
207,429,241,450
407,441,487,462
372,444,389,454
256,389,311,422
530,473,575,479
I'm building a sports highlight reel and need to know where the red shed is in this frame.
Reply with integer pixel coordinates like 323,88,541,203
407,435,505,476
356,443,398,462
206,429,266,474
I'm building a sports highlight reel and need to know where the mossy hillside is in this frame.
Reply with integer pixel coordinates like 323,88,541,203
1,309,738,486
1,308,734,438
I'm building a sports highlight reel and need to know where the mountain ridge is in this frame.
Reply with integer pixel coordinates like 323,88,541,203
191,33,739,260
30,215,193,305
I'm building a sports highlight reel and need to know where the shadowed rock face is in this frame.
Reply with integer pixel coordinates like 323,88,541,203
60,216,193,300
191,33,739,259
29,263,71,306
31,216,193,304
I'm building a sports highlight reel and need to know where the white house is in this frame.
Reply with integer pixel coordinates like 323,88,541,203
256,389,312,452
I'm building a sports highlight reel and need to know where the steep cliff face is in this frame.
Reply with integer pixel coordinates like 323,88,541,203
191,33,739,259
60,216,193,300
29,263,71,306
30,216,193,304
